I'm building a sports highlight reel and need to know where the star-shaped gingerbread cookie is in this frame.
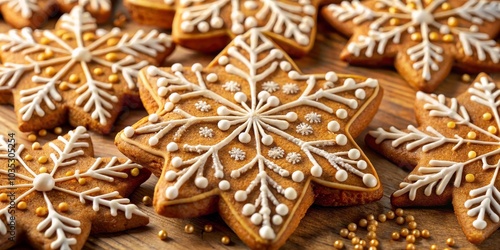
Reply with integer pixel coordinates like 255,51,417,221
322,0,500,92
0,0,114,28
0,7,175,134
115,29,383,249
0,126,151,250
367,73,500,244
126,0,320,56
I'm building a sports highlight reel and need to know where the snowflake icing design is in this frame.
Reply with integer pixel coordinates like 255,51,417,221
118,29,382,247
229,147,246,161
0,7,173,133
199,126,215,138
324,0,500,91
0,0,39,18
0,126,148,249
262,81,280,93
369,74,500,244
305,112,321,123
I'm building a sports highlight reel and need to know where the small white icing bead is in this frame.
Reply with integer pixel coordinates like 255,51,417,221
357,160,367,170
169,93,181,103
261,135,273,146
272,215,283,225
148,137,159,146
259,226,276,240
239,133,251,143
148,114,159,123
260,207,271,215
158,87,168,97
244,1,258,10
234,190,247,202
191,63,203,72
123,126,135,137
164,102,174,112
219,180,230,190
244,17,257,28
234,92,247,103
195,177,208,189
165,170,177,181
210,17,223,28
267,96,280,107
166,142,178,152
292,170,304,182
327,121,340,132
286,112,298,122
280,61,291,71
206,73,218,82
276,204,289,216
258,91,270,101
171,63,183,72
355,89,366,99
33,173,55,192
363,174,378,188
157,77,168,87
231,23,244,34
242,203,256,216
218,55,229,65
284,187,297,200
336,134,348,146
171,157,183,168
311,165,322,177
336,109,348,119
251,213,263,225
231,170,240,179
348,149,360,159
147,66,159,76
197,21,209,32
218,120,231,130
181,21,194,32
303,5,315,15
165,186,179,199
325,72,338,82
217,106,230,115
299,23,311,33
215,170,224,179
335,169,348,182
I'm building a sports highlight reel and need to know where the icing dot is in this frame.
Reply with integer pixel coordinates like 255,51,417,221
468,151,477,159
166,186,179,199
327,121,340,132
218,120,231,130
299,23,311,33
488,126,497,134
303,5,315,15
171,157,183,168
218,56,229,65
210,17,224,28
171,63,184,72
259,226,276,240
191,63,203,72
217,106,230,115
164,102,174,112
167,142,178,152
284,187,297,200
124,126,135,137
148,114,159,123
231,23,244,34
447,121,456,128
335,170,348,182
244,1,258,10
251,213,263,225
363,174,378,188
280,61,291,71
244,17,258,28
440,25,450,34
267,96,280,106
483,112,492,121
348,149,361,159
239,133,251,143
473,220,487,230
325,72,338,82
165,170,177,181
336,134,348,146
357,160,367,170
219,180,230,190
242,203,256,216
470,25,479,32
311,165,322,177
355,89,366,99
169,93,181,103
286,112,298,122
206,73,218,82
465,173,475,183
148,137,159,146
276,204,289,216
157,87,168,97
336,109,348,119
292,170,304,182
272,215,283,225
234,92,247,103
33,173,55,192
261,135,273,146
181,21,194,32
235,190,247,202
407,26,416,34
258,91,270,101
467,131,477,139
195,177,208,189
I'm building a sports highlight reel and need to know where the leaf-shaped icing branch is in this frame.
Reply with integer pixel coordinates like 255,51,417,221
48,126,90,174
92,56,149,89
0,0,39,19
0,64,30,90
464,163,500,230
418,91,471,123
37,192,81,250
458,31,500,63
179,0,230,33
58,7,97,34
326,0,377,24
0,28,40,52
447,0,500,24
64,0,112,11
469,76,500,128
407,25,444,81
54,158,141,183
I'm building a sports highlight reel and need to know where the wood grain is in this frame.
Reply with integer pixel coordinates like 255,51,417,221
1,7,499,250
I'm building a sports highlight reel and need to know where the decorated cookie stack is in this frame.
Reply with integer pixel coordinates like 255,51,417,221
0,0,499,249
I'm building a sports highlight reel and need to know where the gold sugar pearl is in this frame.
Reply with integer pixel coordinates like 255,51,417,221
421,229,430,239
389,6,398,13
367,224,377,232
430,244,438,250
366,214,375,221
395,208,404,217
105,53,118,62
389,18,400,26
108,74,120,83
369,239,379,247
39,167,48,173
405,215,415,223
446,237,455,246
447,121,456,128
483,112,493,121
359,240,367,247
142,196,152,206
0,193,7,202
32,142,41,150
468,151,477,159
396,216,405,225
93,68,104,76
27,133,37,142
107,38,119,46
442,34,454,42
24,154,33,161
83,32,96,41
59,81,70,91
38,129,47,137
367,231,377,240
401,228,410,237
184,224,194,234
461,74,471,83
406,243,416,250
45,67,56,77
467,131,477,139
406,235,416,244
78,178,87,185
412,229,421,238
348,222,357,232
351,236,360,245
38,156,48,164
204,224,213,232
465,173,475,183
333,240,344,249
17,201,27,210
62,33,73,41
429,32,439,41
411,33,422,41
368,247,377,250
488,126,497,134
340,228,349,238
56,30,66,37
408,221,417,230
69,74,80,83
130,167,140,177
378,214,387,222
424,0,433,4
35,206,48,217
391,232,400,240
448,17,458,27
441,2,451,10
45,48,54,58
37,53,46,61
354,244,363,250
54,127,63,135
158,229,168,240
66,170,74,176
40,37,51,45
386,210,395,219
369,220,379,227
347,232,356,239
221,236,231,245
359,218,368,227
58,202,69,212
406,2,416,9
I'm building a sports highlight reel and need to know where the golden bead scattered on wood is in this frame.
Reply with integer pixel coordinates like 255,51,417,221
411,229,421,238
366,214,375,221
369,239,379,247
391,232,400,241
27,134,37,142
405,215,415,223
421,229,430,239
461,73,471,83
401,228,410,237
158,230,168,240
351,237,360,245
406,243,416,250
142,196,152,206
35,206,48,217
378,214,386,222
386,210,395,220
406,235,416,244
465,173,475,183
348,222,357,232
396,216,405,225
17,201,27,210
367,224,377,232
395,208,404,217
369,220,378,227
359,239,367,247
54,127,63,135
58,202,69,212
339,228,349,238
333,240,344,249
359,218,368,228
38,156,48,164
408,221,417,230
446,237,455,246
38,129,47,137
39,167,48,173
353,244,363,250
367,231,376,240
184,224,194,234
430,244,438,250
204,224,213,232
347,232,356,240
0,193,7,202
221,236,231,245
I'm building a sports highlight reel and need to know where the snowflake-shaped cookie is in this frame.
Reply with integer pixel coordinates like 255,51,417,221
322,0,500,92
0,7,175,134
116,29,383,249
0,126,151,250
367,73,500,244
0,0,113,28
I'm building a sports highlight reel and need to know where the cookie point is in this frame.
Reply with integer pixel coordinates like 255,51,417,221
259,225,276,240
363,174,378,188
33,173,55,192
124,126,135,138
165,186,179,199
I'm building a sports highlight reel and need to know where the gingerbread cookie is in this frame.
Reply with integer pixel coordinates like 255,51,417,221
115,29,383,249
124,0,177,29
367,73,500,244
0,0,114,28
0,7,175,134
0,126,151,249
322,0,500,92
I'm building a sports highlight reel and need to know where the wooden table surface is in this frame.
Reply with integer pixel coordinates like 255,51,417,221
1,4,499,250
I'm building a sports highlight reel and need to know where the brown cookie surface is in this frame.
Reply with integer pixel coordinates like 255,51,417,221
115,29,383,249
367,73,500,244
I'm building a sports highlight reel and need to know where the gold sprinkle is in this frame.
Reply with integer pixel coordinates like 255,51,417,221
367,231,377,240
93,68,104,76
388,6,398,13
56,30,66,37
333,240,344,249
37,53,46,61
389,18,400,26
465,173,475,183
366,214,375,221
401,228,410,237
396,216,405,225
386,210,395,219
347,232,356,239
405,215,415,223
44,67,56,77
54,127,63,135
359,240,367,247
204,224,213,232
412,229,421,238
351,237,360,245
348,222,357,232
69,74,80,83
483,112,493,121
38,156,48,164
108,74,119,83
430,244,438,250
441,2,451,10
411,33,422,41
0,193,7,202
142,196,152,206
59,81,70,91
40,37,51,45
359,219,368,227
221,236,231,245
367,224,377,232
421,229,431,239
468,151,477,159
392,232,400,240
107,38,119,46
406,243,416,250
461,73,471,83
442,34,454,42
185,224,194,234
39,167,48,173
66,170,74,176
446,237,455,247
354,244,363,250
488,126,497,134
429,32,439,41
369,239,379,247
406,2,416,9
27,134,37,142
32,142,41,150
424,0,433,4
447,121,456,128
17,201,27,210
24,154,33,161
78,178,86,185
369,220,378,227
44,48,54,58
378,214,387,222
158,229,168,240
340,228,349,238
406,235,416,244
467,131,477,139
368,247,377,250
58,202,69,212
62,33,73,41
35,206,48,217
408,221,417,230
448,17,458,27
130,167,140,177
83,32,96,41
105,53,118,62
38,129,47,137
